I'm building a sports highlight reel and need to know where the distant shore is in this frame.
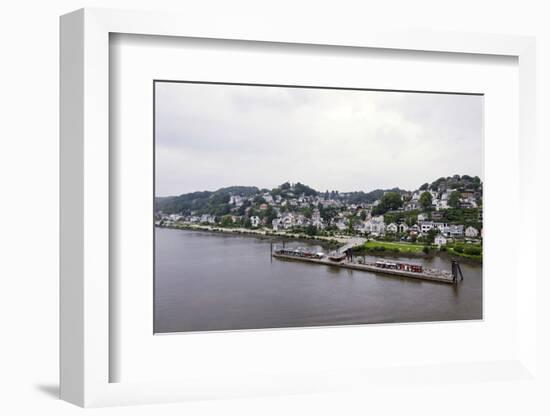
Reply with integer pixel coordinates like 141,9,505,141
156,223,345,248
156,223,481,264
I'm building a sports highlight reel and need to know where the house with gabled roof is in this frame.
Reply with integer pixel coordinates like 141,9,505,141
465,226,479,238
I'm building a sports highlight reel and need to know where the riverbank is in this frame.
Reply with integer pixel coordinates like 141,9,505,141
353,240,482,263
442,246,483,262
157,223,345,249
157,224,481,263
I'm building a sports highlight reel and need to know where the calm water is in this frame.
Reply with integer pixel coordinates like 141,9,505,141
154,227,482,333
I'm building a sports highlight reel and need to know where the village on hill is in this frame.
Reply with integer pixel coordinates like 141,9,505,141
156,174,483,258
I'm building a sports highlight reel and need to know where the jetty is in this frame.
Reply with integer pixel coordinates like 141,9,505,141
272,248,460,284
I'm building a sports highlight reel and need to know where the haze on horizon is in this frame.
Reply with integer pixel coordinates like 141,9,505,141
155,82,483,197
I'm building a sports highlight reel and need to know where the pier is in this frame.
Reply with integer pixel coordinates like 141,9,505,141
272,250,457,284
330,237,367,254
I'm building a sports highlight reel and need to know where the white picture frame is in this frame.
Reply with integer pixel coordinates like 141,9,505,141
60,7,537,407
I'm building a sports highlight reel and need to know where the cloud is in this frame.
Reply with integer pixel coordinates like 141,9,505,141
155,82,483,196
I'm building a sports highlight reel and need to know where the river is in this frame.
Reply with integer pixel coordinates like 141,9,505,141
155,227,482,333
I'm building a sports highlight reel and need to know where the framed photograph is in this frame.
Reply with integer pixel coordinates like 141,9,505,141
60,8,538,407
153,80,483,334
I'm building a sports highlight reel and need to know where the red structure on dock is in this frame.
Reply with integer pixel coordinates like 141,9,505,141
374,260,423,273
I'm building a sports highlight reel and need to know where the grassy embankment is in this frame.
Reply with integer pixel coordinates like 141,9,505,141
357,240,482,262
443,243,482,261
363,240,426,254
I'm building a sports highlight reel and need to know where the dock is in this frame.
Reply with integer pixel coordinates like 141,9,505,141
272,251,456,284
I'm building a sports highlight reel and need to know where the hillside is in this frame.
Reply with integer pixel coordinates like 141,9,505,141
155,175,482,218
155,186,259,216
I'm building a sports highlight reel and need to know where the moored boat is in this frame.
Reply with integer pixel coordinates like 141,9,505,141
373,260,423,273
274,248,324,260
328,252,346,262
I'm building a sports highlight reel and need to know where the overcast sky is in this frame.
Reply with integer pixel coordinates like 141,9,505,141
155,82,483,197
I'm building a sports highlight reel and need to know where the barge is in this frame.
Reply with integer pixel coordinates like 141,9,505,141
273,248,456,284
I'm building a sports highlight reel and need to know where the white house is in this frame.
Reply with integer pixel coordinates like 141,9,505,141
310,208,324,229
465,226,479,238
229,195,243,207
272,218,282,231
420,221,434,234
374,219,386,234
434,234,447,247
250,216,260,228
334,218,348,231
434,199,448,211
386,223,398,233
398,223,409,233
295,215,308,226
448,224,464,237
312,218,325,229
433,222,447,234
200,214,216,224
281,213,296,229
364,215,385,235
409,224,420,234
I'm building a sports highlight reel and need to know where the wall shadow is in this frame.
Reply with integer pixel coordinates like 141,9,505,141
34,384,59,399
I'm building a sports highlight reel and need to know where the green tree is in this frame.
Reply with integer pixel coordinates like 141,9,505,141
293,182,318,196
426,228,438,243
220,215,233,227
372,191,403,215
320,206,339,222
253,195,266,204
430,177,446,191
448,191,461,208
383,192,403,210
301,207,313,218
262,206,278,225
237,200,251,216
419,183,429,191
213,203,231,216
305,225,317,236
464,246,482,256
347,216,357,234
419,191,433,210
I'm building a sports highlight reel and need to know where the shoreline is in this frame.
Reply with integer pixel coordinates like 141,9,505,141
351,246,482,265
156,224,344,248
157,224,482,265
